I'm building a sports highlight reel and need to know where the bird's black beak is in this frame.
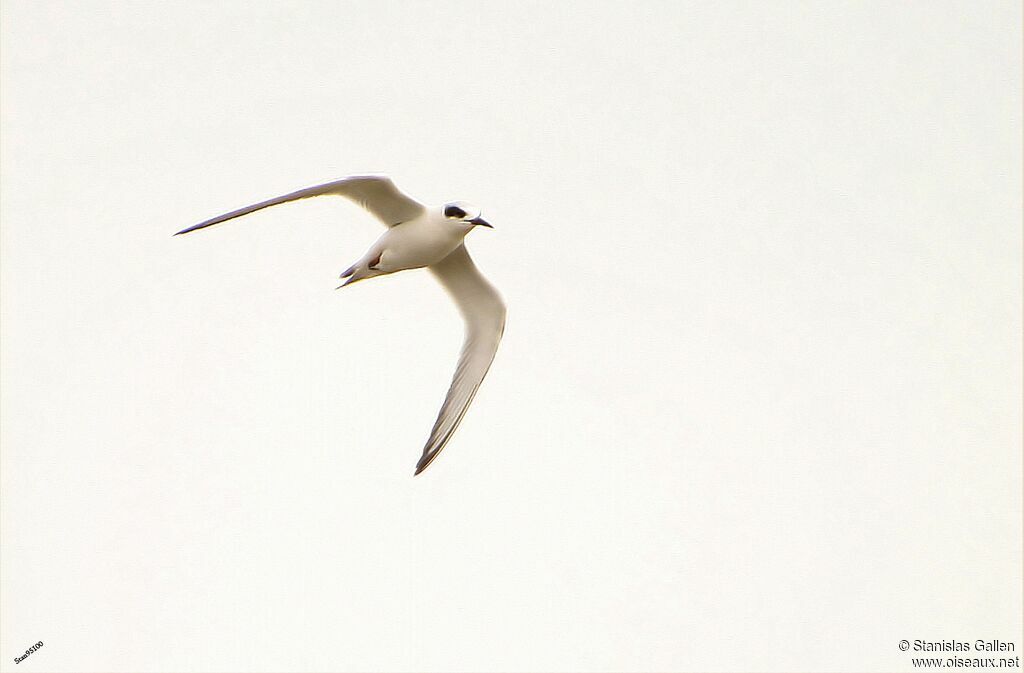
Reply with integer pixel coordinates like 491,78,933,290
468,216,493,228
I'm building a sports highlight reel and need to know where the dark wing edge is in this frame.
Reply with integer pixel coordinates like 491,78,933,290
174,175,425,235
415,244,507,475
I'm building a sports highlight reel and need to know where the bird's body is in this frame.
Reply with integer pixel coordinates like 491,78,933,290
175,175,505,475
347,206,472,281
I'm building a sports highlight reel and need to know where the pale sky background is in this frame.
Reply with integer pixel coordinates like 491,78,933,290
1,2,1021,672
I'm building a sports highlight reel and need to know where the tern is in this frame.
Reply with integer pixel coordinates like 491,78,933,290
174,175,506,475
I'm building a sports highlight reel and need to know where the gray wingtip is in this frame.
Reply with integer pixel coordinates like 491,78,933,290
414,453,437,476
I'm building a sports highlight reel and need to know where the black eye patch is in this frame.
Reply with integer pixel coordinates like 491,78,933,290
444,205,467,219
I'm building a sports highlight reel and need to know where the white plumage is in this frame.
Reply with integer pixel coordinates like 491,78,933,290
175,175,506,475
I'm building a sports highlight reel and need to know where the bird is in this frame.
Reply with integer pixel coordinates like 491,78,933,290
174,175,506,475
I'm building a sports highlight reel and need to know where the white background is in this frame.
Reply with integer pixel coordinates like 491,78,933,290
1,2,1021,671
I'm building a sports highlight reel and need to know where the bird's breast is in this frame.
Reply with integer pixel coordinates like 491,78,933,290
378,220,464,272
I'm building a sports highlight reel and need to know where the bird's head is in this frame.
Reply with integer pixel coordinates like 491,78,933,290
443,201,493,230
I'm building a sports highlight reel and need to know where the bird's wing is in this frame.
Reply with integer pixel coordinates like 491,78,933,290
416,244,506,475
174,175,425,235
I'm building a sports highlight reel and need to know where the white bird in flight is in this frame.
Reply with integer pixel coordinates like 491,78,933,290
175,175,506,475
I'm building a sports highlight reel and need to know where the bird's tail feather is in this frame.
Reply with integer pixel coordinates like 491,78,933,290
335,265,362,289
